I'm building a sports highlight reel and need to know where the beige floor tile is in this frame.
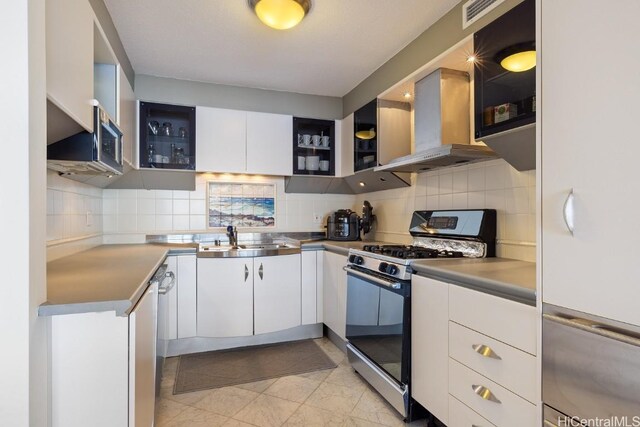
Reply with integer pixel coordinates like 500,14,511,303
193,386,260,417
233,394,300,427
223,419,258,427
235,378,278,393
162,387,212,407
162,406,229,427
283,404,348,426
304,381,365,415
324,366,367,391
350,389,405,427
155,398,191,425
296,368,333,383
264,375,322,403
344,416,388,427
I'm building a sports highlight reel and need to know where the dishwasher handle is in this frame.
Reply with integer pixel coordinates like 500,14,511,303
543,314,640,348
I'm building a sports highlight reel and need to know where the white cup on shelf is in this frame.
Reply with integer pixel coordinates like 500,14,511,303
319,160,330,171
321,136,330,147
306,156,320,171
297,156,306,170
302,134,312,145
311,135,322,146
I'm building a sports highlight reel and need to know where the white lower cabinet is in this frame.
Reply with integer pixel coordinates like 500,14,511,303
301,250,320,325
165,254,197,339
129,282,159,427
197,257,254,338
254,254,301,334
411,275,449,424
322,250,348,340
50,283,158,427
410,275,538,427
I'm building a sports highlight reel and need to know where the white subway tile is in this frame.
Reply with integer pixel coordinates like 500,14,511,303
426,175,439,196
190,199,206,215
426,195,439,210
53,190,64,215
452,193,468,209
117,198,137,215
156,199,173,215
415,195,428,210
504,214,528,241
468,167,486,192
438,194,453,210
47,190,55,215
452,170,468,193
103,198,117,215
505,187,529,214
118,189,137,199
439,173,453,194
527,214,537,243
103,189,118,199
155,215,173,231
117,215,137,233
103,215,117,233
467,191,485,209
528,186,536,215
506,165,529,188
173,190,190,200
190,215,206,231
190,185,206,200
137,199,155,215
485,189,506,212
173,215,190,231
173,199,190,215
138,215,156,232
137,189,155,199
155,190,173,199
485,163,507,190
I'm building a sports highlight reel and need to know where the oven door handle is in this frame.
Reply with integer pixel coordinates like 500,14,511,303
343,266,403,290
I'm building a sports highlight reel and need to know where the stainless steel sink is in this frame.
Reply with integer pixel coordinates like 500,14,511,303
197,242,300,258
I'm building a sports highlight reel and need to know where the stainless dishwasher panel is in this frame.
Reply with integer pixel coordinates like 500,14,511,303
543,304,640,419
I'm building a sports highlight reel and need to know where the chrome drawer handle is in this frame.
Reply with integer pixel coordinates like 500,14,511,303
472,384,501,404
258,263,263,280
244,264,249,282
472,344,502,360
563,189,575,235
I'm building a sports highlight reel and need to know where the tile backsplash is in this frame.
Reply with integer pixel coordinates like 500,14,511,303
103,173,357,243
356,159,536,262
46,171,103,243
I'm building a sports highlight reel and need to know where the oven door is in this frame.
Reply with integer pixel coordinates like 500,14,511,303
344,266,409,385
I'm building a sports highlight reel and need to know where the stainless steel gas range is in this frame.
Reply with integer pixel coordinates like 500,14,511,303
343,209,496,421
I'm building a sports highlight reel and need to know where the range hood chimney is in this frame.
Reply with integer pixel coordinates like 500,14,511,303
375,68,496,173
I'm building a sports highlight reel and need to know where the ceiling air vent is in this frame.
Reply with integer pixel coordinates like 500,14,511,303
462,0,505,29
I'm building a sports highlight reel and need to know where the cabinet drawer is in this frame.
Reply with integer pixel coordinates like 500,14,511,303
449,322,537,403
448,395,496,427
449,359,537,427
449,285,537,355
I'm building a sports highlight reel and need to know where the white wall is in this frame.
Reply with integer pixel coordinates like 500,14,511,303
103,173,357,243
358,159,536,262
0,0,48,425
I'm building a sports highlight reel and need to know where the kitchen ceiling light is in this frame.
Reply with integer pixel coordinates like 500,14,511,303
495,42,536,72
249,0,311,30
402,91,412,99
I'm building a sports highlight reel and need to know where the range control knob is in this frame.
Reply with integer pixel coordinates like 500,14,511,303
348,254,356,263
354,256,364,265
378,262,389,273
385,264,399,276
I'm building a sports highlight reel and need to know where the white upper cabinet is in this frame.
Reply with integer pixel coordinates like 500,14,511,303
254,254,301,334
246,112,293,176
119,69,135,166
46,0,94,131
541,0,640,325
196,107,247,173
196,108,293,175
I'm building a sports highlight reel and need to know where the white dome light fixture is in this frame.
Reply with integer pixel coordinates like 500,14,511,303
249,0,311,30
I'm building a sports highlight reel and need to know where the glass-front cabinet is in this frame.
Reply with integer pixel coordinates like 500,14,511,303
293,117,335,176
139,101,196,170
473,0,535,139
354,99,378,172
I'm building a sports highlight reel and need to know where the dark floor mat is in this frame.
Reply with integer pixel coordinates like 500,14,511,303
173,339,337,394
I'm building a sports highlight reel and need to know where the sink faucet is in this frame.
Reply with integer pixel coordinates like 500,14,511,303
226,225,238,248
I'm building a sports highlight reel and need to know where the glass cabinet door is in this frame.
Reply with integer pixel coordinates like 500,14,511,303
139,101,196,170
353,99,378,172
292,117,335,176
474,0,535,139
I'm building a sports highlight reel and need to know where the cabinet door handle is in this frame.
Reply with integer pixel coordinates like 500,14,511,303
244,264,249,282
158,271,176,295
563,189,575,235
258,263,264,280
472,385,501,404
472,344,502,360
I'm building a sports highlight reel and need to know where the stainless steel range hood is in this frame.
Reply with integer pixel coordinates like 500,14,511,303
375,68,497,174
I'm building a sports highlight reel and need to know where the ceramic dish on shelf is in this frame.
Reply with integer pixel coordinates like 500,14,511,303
306,155,320,171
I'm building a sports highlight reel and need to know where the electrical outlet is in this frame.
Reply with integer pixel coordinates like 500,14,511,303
86,211,93,227
313,213,321,224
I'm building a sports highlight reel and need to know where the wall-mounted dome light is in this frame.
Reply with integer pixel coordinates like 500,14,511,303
495,42,536,72
249,0,311,30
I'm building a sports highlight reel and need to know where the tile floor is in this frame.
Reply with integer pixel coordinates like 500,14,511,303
156,337,430,427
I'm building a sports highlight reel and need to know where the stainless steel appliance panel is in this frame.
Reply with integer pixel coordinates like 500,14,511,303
543,305,640,419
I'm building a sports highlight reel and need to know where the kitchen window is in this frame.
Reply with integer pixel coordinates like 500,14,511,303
207,182,276,228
